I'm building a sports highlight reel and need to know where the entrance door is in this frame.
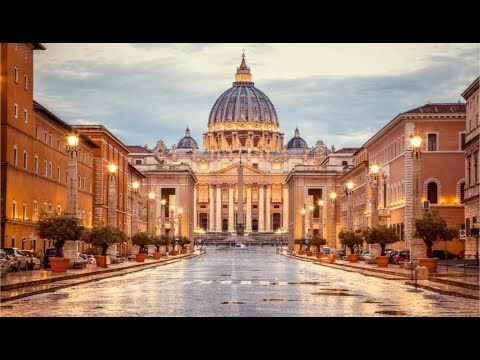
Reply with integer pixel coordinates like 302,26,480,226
272,213,281,231
252,219,258,232
222,219,228,232
199,213,208,230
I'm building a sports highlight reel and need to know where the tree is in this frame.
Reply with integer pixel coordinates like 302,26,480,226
294,238,304,250
339,229,363,254
82,225,128,256
363,225,399,256
310,234,327,252
179,236,191,249
414,209,458,258
130,232,152,254
37,212,84,257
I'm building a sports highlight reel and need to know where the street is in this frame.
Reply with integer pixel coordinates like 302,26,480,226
1,247,479,317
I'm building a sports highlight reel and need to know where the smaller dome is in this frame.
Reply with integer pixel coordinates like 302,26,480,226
177,126,199,149
286,127,308,149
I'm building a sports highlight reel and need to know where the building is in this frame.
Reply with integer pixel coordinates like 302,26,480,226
129,54,333,240
462,77,479,260
1,43,97,252
357,103,466,257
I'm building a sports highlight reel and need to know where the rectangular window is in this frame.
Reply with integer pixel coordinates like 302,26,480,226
14,103,18,118
474,151,478,185
48,203,53,214
13,145,17,165
44,131,47,143
89,179,92,193
23,109,28,123
33,200,38,221
460,132,466,150
427,133,437,151
43,201,47,213
34,155,39,173
22,203,27,220
57,138,60,150
57,204,61,215
35,125,39,139
14,65,18,83
24,73,28,90
49,133,52,146
23,150,27,169
252,163,258,169
49,161,52,178
12,201,17,219
135,159,142,165
44,160,48,176
82,177,86,190
57,166,61,181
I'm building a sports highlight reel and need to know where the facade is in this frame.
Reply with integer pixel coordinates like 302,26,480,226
356,103,466,257
129,55,333,239
1,43,98,252
462,77,479,259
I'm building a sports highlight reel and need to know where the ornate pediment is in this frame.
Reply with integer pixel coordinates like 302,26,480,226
214,162,265,175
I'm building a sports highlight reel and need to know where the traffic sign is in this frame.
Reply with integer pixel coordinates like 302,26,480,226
459,229,466,240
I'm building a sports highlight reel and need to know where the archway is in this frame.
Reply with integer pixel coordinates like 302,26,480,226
252,219,258,232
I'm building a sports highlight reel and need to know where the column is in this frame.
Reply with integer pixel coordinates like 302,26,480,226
282,185,289,230
66,149,78,216
265,185,271,231
216,185,222,232
228,184,234,232
132,191,139,235
209,185,215,232
148,197,155,235
193,185,197,229
246,184,252,232
108,174,116,227
330,198,336,250
258,184,265,231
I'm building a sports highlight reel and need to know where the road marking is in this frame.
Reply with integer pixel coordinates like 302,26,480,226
259,281,270,285
240,281,251,285
200,281,212,284
181,281,193,284
220,280,232,284
278,281,288,286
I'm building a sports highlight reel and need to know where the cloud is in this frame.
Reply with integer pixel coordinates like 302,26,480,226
33,43,479,150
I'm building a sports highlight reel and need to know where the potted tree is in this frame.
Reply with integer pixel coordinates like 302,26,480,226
310,234,327,259
170,237,179,256
81,225,128,267
37,212,84,272
159,235,170,255
414,209,458,273
363,225,399,267
339,229,363,263
131,232,151,262
294,239,304,255
151,236,162,260
179,236,191,254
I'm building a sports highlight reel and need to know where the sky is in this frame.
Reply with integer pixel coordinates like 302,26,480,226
33,43,479,150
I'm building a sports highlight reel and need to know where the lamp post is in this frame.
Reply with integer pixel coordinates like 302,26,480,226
132,181,140,235
177,208,183,239
308,205,314,241
346,181,354,231
66,134,79,217
148,192,155,236
471,220,479,266
410,133,423,261
369,163,379,228
301,207,306,240
169,205,175,241
160,199,166,236
318,199,324,239
107,163,117,227
330,192,337,250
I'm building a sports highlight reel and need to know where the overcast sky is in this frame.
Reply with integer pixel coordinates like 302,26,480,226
33,43,479,150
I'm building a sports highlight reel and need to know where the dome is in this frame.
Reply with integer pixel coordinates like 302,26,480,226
287,127,308,149
177,127,198,149
208,53,278,125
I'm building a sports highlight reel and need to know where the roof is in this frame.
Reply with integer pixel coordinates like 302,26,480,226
72,125,130,153
128,164,147,178
33,101,98,149
403,103,466,114
127,145,153,153
334,147,360,154
462,77,479,100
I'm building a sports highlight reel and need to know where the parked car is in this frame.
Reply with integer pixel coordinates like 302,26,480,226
336,249,346,257
18,250,41,270
43,248,56,269
385,249,396,256
388,250,399,264
392,250,410,264
432,250,460,260
0,249,20,273
3,247,27,270
322,247,331,255
84,254,97,265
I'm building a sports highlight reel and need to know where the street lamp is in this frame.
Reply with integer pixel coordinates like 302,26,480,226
301,207,306,240
369,163,380,227
318,199,324,239
160,199,166,236
308,205,314,241
107,163,117,227
169,204,175,242
132,181,140,235
330,192,337,250
66,134,79,217
178,208,183,237
148,192,156,235
346,181,354,231
410,133,423,261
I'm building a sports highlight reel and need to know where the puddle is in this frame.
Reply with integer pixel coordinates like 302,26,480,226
311,291,359,297
378,304,398,307
262,298,287,302
221,301,245,305
92,306,103,309
320,288,349,291
362,300,382,304
288,299,310,302
288,281,321,285
220,274,230,276
375,310,408,316
47,293,69,300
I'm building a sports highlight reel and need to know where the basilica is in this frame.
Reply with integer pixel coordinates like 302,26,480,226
129,54,337,237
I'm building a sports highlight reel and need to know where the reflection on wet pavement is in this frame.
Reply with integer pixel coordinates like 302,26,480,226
1,247,478,317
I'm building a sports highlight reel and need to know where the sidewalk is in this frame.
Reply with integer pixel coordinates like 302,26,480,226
280,251,479,300
1,252,203,303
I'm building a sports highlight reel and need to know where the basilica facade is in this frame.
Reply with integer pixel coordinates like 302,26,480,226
129,54,334,238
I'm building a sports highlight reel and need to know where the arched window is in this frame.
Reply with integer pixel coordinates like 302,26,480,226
427,182,438,204
460,182,465,204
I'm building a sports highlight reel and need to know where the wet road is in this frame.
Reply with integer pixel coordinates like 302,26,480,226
1,247,479,317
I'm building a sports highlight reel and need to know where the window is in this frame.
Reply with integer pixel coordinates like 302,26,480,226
474,152,478,184
24,73,28,90
57,166,61,181
13,145,17,165
12,201,17,219
460,182,465,204
33,200,38,221
460,132,466,150
252,163,258,169
57,204,61,215
44,131,47,143
49,133,52,146
14,103,18,118
49,162,52,178
57,138,60,150
427,182,438,204
82,177,86,190
342,160,348,166
43,201,47,213
13,65,18,83
22,203,27,220
89,179,92,193
48,203,53,214
427,133,437,151
23,109,28,123
467,155,471,185
135,159,142,165
44,160,48,176
23,150,27,169
35,125,39,139
34,155,38,173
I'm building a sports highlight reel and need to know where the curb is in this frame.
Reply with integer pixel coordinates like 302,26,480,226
1,252,203,303
404,281,480,300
